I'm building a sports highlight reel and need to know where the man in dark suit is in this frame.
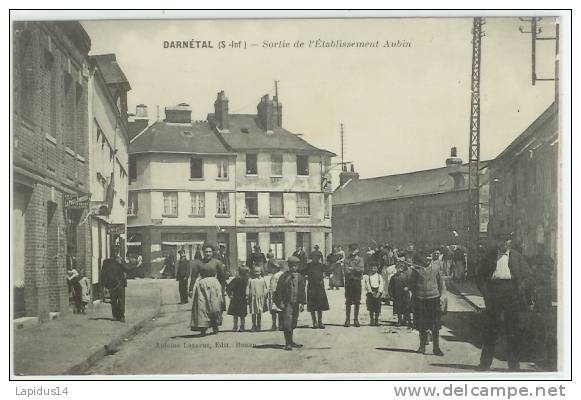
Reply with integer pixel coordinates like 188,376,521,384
476,234,532,371
176,250,190,304
273,256,306,351
101,250,131,322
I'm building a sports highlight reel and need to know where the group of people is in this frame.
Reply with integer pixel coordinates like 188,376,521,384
66,255,91,315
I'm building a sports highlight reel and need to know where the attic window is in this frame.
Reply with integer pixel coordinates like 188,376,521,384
182,131,193,137
240,128,249,134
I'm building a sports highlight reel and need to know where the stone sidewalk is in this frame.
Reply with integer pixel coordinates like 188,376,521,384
446,279,486,311
13,279,175,376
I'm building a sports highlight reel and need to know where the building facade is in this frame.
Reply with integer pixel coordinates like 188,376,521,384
332,149,489,254
13,22,91,320
127,92,335,274
127,103,237,276
86,53,131,296
488,102,559,262
208,92,335,262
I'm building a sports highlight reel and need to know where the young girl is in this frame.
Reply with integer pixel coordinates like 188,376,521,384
226,266,249,332
364,261,385,326
246,266,268,332
79,272,91,314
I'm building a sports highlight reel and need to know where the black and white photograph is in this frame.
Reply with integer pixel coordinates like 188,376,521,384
9,10,570,380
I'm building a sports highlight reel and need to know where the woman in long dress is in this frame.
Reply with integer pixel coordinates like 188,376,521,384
188,244,226,336
330,246,345,289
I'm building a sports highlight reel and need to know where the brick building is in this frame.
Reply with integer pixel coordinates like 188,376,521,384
332,149,489,254
488,102,559,262
13,22,91,320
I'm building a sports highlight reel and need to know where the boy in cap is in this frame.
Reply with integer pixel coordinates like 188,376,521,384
273,256,306,350
344,244,364,327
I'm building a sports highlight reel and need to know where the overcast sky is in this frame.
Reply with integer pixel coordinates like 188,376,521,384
82,17,557,181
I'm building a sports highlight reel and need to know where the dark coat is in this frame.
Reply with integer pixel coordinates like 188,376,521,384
226,276,249,317
101,257,130,289
305,261,330,312
176,258,191,281
273,271,306,309
476,248,532,309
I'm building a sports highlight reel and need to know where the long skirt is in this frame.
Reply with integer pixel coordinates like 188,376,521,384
414,297,441,332
307,282,330,312
279,302,300,331
393,290,412,315
191,277,224,330
330,263,344,288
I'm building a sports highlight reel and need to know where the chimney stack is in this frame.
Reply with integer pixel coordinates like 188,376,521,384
446,146,465,189
257,94,282,132
164,103,192,124
214,91,229,131
339,163,359,186
135,104,149,120
445,146,463,167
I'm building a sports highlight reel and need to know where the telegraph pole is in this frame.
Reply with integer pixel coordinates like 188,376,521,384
467,17,485,278
340,123,345,170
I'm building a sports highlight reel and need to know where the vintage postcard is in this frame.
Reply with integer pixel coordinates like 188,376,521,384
10,11,567,379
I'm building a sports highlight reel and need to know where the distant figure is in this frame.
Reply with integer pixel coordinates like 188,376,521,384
227,266,249,332
268,261,285,331
273,256,306,351
364,261,384,326
176,251,191,304
476,234,532,371
329,246,345,290
79,271,91,314
216,244,230,274
292,244,307,272
66,265,81,314
101,251,131,322
248,245,267,271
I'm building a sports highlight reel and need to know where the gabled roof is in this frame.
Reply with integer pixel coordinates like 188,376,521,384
333,162,489,206
129,120,232,155
493,102,558,164
90,54,131,89
208,113,335,157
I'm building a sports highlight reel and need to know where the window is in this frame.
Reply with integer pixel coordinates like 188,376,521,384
271,154,283,176
296,193,310,216
128,192,138,216
129,156,137,181
216,192,230,216
64,73,75,150
190,158,203,179
245,192,258,216
217,159,228,180
18,28,34,122
270,232,285,259
190,192,205,217
270,193,284,216
246,153,258,175
297,155,309,176
163,192,178,216
324,194,330,218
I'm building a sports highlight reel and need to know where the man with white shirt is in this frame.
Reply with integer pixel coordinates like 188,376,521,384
476,234,532,372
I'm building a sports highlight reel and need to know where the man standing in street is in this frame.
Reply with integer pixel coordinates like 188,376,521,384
476,233,532,371
292,244,307,272
344,244,364,327
176,250,190,304
101,249,131,322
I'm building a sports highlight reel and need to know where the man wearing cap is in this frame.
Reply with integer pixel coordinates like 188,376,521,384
476,234,532,371
344,244,364,327
273,256,306,351
176,250,190,304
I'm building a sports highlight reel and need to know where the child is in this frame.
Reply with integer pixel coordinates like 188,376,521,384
246,266,268,332
269,260,285,331
226,266,249,332
364,261,384,326
388,261,413,327
78,271,91,314
66,266,81,314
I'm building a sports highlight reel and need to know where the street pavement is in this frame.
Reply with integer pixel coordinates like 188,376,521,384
84,278,538,376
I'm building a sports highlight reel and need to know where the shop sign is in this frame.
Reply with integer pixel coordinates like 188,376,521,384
64,193,90,209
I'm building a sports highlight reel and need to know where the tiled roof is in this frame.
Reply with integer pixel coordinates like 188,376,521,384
208,114,335,156
128,120,149,141
129,120,232,155
333,162,489,206
90,54,131,88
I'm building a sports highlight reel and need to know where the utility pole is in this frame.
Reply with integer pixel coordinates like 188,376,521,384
519,17,559,103
274,80,281,126
467,17,485,278
340,123,345,171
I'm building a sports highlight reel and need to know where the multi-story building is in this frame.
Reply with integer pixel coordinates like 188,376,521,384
332,149,489,254
207,91,335,262
488,102,558,262
127,103,237,276
86,53,131,296
13,22,91,320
